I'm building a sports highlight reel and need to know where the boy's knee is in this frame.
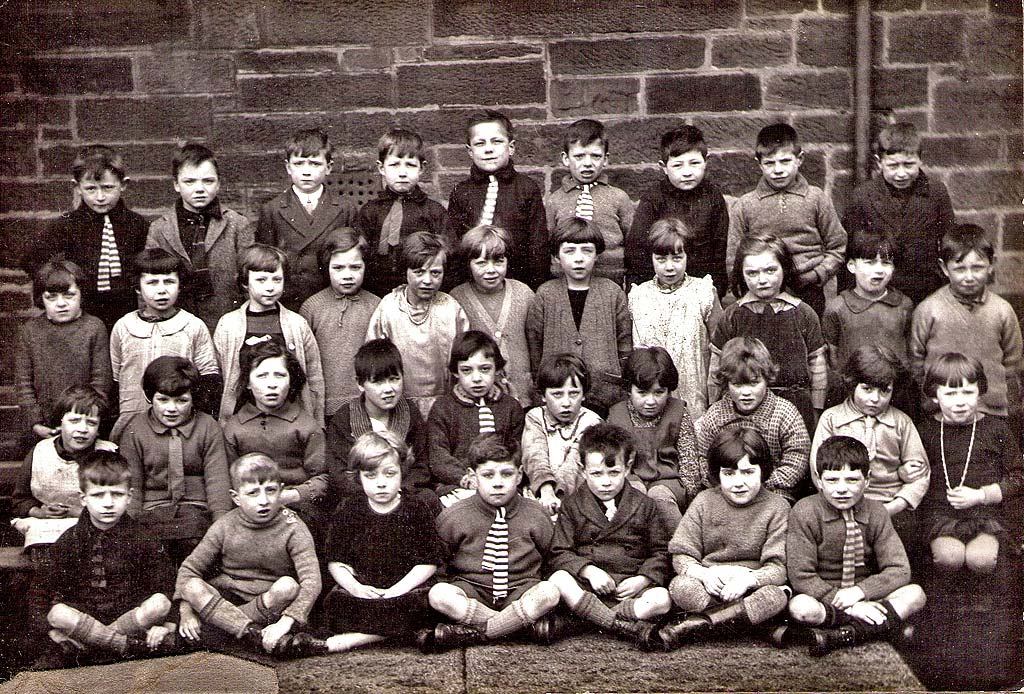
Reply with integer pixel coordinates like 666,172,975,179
787,594,822,624
139,593,172,620
548,570,577,593
642,586,672,613
47,603,75,629
271,576,300,601
965,551,998,574
931,537,966,570
428,582,461,610
897,584,927,615
529,580,561,610
180,577,212,604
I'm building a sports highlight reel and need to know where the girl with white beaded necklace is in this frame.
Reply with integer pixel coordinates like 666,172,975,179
916,353,1023,576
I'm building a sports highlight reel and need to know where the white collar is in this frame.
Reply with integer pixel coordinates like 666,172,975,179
292,185,325,207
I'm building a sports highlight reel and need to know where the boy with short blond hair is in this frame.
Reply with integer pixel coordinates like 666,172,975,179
625,125,729,295
842,122,956,305
175,453,325,657
146,142,254,331
544,119,634,285
257,128,358,310
732,124,846,317
444,110,549,290
357,128,447,297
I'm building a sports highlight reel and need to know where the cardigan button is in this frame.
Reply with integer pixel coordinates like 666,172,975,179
574,339,582,346
494,330,502,340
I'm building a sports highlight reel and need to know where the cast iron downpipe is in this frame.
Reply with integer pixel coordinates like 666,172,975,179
855,0,873,183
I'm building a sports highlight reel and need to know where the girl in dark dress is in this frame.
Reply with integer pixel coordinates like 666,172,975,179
322,431,443,652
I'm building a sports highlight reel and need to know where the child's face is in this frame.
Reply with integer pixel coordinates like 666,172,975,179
940,250,992,301
469,251,507,294
660,149,707,191
543,375,584,424
245,264,285,311
719,454,763,507
933,380,980,425
583,450,629,502
174,160,220,213
473,460,522,508
629,382,670,420
852,382,893,418
877,152,921,190
467,122,514,173
456,349,497,400
377,152,422,194
329,247,365,297
249,355,290,413
741,251,784,300
561,139,608,185
42,282,83,324
652,248,687,288
405,253,444,304
137,272,180,318
231,478,283,525
758,145,803,191
727,377,768,415
76,171,125,215
557,242,598,284
151,391,193,428
359,373,403,414
59,406,101,453
80,480,131,531
847,255,894,299
360,459,402,511
286,152,332,194
819,465,868,511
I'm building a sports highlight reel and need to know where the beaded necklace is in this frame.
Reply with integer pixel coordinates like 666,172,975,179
939,416,977,491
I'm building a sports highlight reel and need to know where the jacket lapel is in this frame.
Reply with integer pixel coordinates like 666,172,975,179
204,214,227,250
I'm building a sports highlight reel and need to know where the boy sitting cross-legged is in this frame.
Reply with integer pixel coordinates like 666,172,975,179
780,435,925,657
546,423,672,649
175,453,325,657
418,434,560,652
37,450,178,668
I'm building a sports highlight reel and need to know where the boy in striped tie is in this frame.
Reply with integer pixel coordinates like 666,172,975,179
444,110,549,290
782,435,925,656
418,434,560,652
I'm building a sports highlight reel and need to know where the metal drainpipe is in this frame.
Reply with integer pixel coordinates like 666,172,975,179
855,0,873,184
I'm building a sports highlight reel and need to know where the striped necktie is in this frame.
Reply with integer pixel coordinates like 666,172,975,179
477,398,496,434
575,183,594,221
96,215,122,293
479,175,498,225
604,499,616,521
840,508,865,588
481,506,509,602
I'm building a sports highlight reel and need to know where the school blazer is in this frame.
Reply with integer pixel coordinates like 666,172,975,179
146,208,253,330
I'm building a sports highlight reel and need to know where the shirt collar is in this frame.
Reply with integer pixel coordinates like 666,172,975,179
736,290,801,310
950,287,989,309
831,398,897,428
818,494,872,524
379,185,427,203
882,170,931,198
145,409,198,437
469,161,516,183
841,287,905,313
175,197,222,224
755,174,809,199
235,399,301,424
560,173,609,193
292,184,325,206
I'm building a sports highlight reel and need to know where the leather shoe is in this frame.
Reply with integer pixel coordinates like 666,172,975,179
658,614,711,650
417,623,485,653
808,625,856,657
275,631,330,658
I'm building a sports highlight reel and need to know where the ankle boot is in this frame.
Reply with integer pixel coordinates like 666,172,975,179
659,599,751,650
273,631,330,658
532,612,589,644
240,623,265,651
808,624,858,657
610,617,660,651
417,623,486,653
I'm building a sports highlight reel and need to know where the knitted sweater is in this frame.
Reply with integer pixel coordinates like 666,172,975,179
521,406,603,496
822,288,913,370
15,313,112,430
299,287,381,417
607,398,702,496
695,391,810,502
669,486,790,587
175,507,321,625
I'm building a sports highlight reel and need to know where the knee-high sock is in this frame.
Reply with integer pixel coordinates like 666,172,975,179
484,599,533,639
613,597,638,620
456,598,497,629
110,608,143,636
199,594,253,638
569,591,616,630
67,609,129,653
240,593,281,626
741,586,789,625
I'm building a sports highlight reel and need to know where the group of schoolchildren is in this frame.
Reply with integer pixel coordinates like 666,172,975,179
10,108,1022,671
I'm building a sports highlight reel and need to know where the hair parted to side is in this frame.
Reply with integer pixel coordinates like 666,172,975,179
78,449,131,490
660,125,707,161
466,109,514,143
707,422,774,482
536,353,591,394
238,244,289,290
459,224,511,266
230,452,282,489
172,142,218,179
72,144,126,183
33,258,88,308
286,128,333,162
716,336,779,388
563,118,607,154
939,223,995,265
875,122,921,157
730,232,794,298
354,338,404,384
815,435,869,477
448,330,506,373
143,355,199,400
842,345,904,393
623,346,679,392
549,218,606,257
922,352,988,399
377,128,426,163
467,432,518,470
349,430,407,474
755,123,801,160
579,422,635,469
50,384,109,427
648,217,693,257
400,231,446,271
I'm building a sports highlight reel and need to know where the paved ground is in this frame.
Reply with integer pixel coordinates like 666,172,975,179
1,635,923,694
